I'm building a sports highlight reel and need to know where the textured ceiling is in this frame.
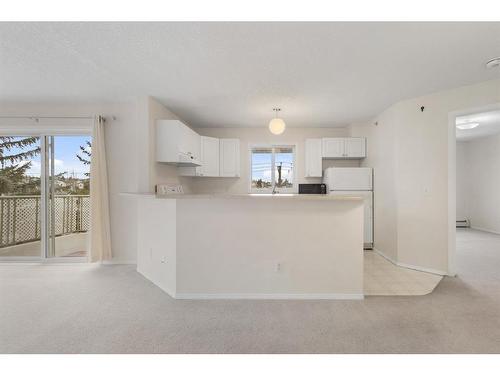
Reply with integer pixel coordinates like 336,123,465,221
456,109,500,141
1,22,500,127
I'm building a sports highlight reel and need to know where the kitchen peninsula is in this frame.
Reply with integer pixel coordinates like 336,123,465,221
134,193,364,299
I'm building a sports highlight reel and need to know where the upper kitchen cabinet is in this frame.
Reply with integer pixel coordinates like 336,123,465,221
322,138,345,158
179,137,240,177
198,136,220,177
322,137,366,159
156,120,201,166
305,138,323,177
219,138,240,177
344,137,366,158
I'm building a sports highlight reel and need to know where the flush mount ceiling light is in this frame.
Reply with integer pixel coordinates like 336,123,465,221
268,108,286,135
486,57,500,69
456,122,479,130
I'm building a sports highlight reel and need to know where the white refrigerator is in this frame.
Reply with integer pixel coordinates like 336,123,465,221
323,167,373,248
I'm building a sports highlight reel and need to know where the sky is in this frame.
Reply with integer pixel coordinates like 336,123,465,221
2,135,91,179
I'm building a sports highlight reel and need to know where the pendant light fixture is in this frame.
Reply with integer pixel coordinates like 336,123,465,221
268,108,286,135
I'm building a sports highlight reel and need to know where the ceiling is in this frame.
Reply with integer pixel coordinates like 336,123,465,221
456,109,500,141
1,22,500,128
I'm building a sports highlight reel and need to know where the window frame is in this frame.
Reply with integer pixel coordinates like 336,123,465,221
248,143,298,194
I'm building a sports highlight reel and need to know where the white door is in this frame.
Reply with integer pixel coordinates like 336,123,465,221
305,138,323,177
322,138,345,158
198,136,219,177
219,139,240,177
344,137,366,158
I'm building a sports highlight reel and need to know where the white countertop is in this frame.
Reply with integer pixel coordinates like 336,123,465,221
122,192,363,201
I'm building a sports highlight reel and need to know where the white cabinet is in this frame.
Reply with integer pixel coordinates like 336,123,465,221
156,120,201,166
345,137,366,158
179,137,240,177
219,139,240,177
322,137,365,159
322,138,345,158
305,138,323,177
198,136,220,177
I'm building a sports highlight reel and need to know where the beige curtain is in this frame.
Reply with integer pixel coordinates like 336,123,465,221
89,115,112,262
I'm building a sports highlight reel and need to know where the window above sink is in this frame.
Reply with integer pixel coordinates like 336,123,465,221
249,144,296,194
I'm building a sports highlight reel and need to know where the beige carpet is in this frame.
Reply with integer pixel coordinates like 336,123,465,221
0,228,499,353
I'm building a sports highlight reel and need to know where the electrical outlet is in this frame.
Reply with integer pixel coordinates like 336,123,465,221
276,262,283,272
156,184,184,195
160,257,166,264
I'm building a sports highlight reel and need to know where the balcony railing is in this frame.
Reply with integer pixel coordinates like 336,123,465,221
0,195,90,248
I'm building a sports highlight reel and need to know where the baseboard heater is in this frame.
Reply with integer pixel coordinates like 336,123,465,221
456,219,470,228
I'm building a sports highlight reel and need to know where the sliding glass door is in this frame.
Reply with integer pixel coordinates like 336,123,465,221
0,136,42,258
47,135,91,258
0,134,91,260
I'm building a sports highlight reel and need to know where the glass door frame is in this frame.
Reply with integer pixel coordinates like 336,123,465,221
0,131,91,263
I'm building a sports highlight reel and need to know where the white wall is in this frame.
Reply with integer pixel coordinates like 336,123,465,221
457,134,500,233
136,195,364,298
190,127,356,194
350,79,500,274
137,196,177,295
350,107,398,261
456,141,468,221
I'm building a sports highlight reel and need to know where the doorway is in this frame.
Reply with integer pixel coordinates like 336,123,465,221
448,103,500,274
0,134,91,260
456,109,500,233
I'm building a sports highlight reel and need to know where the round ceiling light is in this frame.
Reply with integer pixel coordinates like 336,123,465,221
269,108,286,135
486,57,500,69
456,122,479,130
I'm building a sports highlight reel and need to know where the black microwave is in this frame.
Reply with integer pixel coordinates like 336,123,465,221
298,183,327,194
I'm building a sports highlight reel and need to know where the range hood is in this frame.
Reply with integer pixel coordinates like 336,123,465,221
156,120,203,167
161,152,202,167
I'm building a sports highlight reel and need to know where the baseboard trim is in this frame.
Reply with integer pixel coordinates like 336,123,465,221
396,261,447,276
373,248,447,276
101,260,137,265
470,226,500,235
174,293,364,300
372,248,398,264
